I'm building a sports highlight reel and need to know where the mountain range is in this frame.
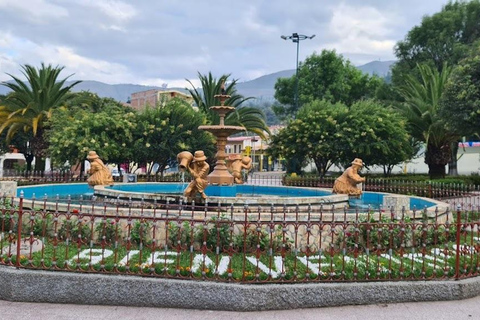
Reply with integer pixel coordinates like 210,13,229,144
0,60,395,103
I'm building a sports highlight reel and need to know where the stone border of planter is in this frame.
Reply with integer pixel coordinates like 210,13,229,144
0,266,479,311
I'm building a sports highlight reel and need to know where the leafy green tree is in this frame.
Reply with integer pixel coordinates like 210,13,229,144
47,98,136,171
268,100,412,177
132,99,215,176
441,45,480,139
0,63,81,170
273,50,381,119
0,95,26,155
186,72,270,138
336,100,414,175
392,0,480,174
393,0,480,81
0,130,30,160
396,63,459,179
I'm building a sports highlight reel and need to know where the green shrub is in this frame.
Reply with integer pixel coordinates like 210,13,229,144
196,215,233,250
95,219,118,243
337,216,414,251
29,214,54,237
0,212,17,233
337,215,459,251
234,225,291,252
130,220,151,245
58,218,92,242
167,221,193,247
466,173,480,186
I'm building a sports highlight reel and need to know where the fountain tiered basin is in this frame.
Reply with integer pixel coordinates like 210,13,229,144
198,103,245,186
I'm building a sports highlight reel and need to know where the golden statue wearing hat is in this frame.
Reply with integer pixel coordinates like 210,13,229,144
181,150,210,200
332,158,365,197
86,151,114,187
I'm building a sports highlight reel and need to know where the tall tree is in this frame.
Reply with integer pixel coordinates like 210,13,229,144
392,0,480,174
396,63,459,179
186,72,270,138
441,44,480,139
0,63,81,170
268,99,412,177
47,98,136,171
132,99,215,176
394,0,480,80
273,50,381,119
338,100,414,175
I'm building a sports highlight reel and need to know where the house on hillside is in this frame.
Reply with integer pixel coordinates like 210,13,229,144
128,89,194,110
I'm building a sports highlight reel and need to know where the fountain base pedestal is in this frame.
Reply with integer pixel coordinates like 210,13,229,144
207,168,234,186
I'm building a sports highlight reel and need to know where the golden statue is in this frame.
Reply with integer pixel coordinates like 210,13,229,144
228,154,252,184
179,150,210,200
332,158,365,197
86,151,114,187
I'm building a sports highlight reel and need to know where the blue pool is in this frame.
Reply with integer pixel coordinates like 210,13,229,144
16,183,438,210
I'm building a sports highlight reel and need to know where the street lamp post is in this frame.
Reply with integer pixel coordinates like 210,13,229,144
280,33,315,111
251,136,258,174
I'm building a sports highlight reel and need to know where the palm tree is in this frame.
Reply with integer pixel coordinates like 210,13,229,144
397,63,458,179
186,72,270,138
0,63,81,170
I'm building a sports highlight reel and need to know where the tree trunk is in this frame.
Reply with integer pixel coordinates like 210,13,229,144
425,142,451,180
34,157,46,173
286,155,303,175
80,160,85,178
30,131,48,174
313,158,328,178
25,153,34,172
382,165,394,177
428,163,446,179
448,141,459,176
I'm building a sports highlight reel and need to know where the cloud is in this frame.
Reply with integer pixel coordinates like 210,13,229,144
73,0,137,21
0,0,68,21
322,3,399,62
0,0,450,87
0,34,133,83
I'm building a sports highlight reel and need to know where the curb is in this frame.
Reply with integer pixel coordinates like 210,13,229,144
1,266,480,311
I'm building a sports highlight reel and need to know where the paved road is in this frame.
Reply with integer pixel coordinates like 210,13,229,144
1,296,480,320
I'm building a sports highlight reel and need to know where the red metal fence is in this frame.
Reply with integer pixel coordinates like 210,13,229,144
1,195,479,283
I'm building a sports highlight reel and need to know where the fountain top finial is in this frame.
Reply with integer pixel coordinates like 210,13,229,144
214,80,230,106
220,80,226,95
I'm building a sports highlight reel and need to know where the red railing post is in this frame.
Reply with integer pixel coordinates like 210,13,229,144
455,205,462,280
15,192,24,268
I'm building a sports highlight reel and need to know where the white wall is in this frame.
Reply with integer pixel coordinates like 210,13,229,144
306,146,480,176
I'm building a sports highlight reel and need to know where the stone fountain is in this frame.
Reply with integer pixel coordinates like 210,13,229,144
198,93,244,186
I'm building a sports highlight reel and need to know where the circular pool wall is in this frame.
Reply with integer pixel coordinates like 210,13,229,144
14,182,440,210
96,183,349,207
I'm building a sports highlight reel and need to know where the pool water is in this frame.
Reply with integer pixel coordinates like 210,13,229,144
16,183,438,210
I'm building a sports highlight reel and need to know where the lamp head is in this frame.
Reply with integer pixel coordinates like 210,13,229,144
310,34,316,39
280,35,287,40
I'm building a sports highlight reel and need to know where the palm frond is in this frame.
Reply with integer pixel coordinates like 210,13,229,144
186,72,269,135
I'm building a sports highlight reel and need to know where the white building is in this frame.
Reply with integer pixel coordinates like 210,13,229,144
0,152,26,177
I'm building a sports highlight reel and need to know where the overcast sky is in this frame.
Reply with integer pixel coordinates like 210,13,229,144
0,0,448,88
